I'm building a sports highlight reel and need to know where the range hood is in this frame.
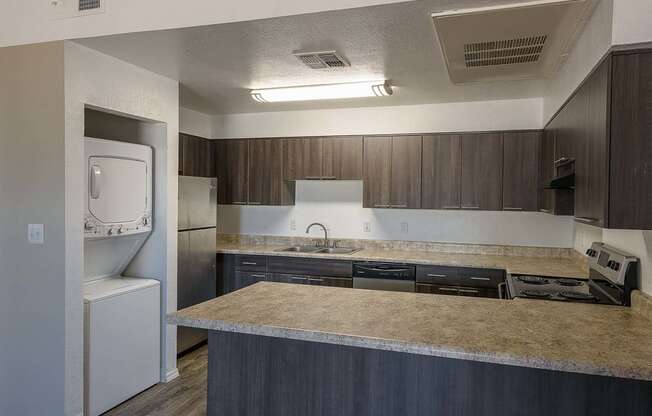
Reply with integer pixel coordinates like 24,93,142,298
432,0,597,83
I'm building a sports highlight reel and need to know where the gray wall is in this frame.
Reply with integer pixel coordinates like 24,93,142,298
0,42,67,415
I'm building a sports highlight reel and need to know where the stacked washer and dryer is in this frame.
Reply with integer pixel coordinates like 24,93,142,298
82,137,161,416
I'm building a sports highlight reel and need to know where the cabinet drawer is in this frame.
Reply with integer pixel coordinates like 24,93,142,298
234,255,267,272
416,283,460,296
269,273,309,285
234,271,267,290
307,276,353,288
456,286,499,299
416,265,459,285
268,256,352,277
457,267,504,289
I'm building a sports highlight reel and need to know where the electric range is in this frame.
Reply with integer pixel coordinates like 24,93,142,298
506,242,638,306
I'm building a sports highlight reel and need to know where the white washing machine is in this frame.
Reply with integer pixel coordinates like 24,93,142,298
83,137,160,416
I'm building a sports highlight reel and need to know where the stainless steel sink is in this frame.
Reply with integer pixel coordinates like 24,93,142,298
275,246,361,255
315,247,361,255
276,246,321,253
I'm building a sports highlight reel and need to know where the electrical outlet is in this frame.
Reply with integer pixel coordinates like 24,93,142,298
363,222,371,233
400,222,409,234
290,218,296,231
28,224,44,245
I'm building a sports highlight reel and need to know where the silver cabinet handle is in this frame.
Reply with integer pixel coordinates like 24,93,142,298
304,176,322,180
442,206,460,209
470,277,491,281
248,201,261,205
290,276,307,281
461,206,480,209
438,287,459,293
308,278,323,283
374,204,390,208
321,176,337,180
390,204,408,208
503,207,523,211
575,216,599,223
427,274,447,278
241,261,258,266
459,288,480,294
498,282,507,300
539,208,552,213
232,201,247,205
250,274,266,279
90,165,102,199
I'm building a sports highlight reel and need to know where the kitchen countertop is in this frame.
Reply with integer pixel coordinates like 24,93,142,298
169,282,652,381
216,241,589,279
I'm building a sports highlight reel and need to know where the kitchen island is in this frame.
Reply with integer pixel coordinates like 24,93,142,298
169,282,652,416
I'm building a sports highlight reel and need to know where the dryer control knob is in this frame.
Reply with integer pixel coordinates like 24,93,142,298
84,222,95,231
107,228,114,236
117,227,124,234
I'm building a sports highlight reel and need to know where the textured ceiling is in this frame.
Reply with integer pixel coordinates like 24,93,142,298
76,0,549,114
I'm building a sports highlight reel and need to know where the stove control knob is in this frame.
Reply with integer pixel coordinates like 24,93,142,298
107,228,114,236
610,262,621,271
585,248,592,255
607,260,616,269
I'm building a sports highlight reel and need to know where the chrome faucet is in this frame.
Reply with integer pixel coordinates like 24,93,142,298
305,222,329,247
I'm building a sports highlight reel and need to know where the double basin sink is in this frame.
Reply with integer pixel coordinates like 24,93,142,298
276,246,361,255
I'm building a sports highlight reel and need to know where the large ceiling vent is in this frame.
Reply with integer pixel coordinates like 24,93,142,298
432,0,596,83
293,50,350,70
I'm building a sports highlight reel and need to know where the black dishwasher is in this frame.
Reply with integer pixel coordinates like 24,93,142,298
352,262,416,292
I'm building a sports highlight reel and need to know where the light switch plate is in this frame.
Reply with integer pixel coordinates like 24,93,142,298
400,222,409,234
290,218,296,231
363,222,371,233
28,224,44,245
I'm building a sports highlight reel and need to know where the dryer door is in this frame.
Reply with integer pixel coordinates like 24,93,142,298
88,156,148,224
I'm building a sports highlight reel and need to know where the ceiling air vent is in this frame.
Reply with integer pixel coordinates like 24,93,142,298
464,35,548,68
432,0,596,83
293,50,350,69
79,0,102,11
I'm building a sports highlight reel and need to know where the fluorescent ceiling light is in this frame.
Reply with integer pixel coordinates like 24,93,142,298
251,80,393,103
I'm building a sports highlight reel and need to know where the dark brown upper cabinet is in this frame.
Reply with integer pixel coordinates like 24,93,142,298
543,49,652,229
322,136,363,180
363,136,421,209
460,133,503,211
609,51,652,229
283,136,363,180
502,131,541,212
248,139,295,206
540,128,574,216
421,134,461,210
283,138,323,180
179,133,214,177
215,139,249,205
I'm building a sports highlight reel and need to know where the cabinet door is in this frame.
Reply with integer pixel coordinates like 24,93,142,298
421,134,461,209
416,283,459,296
390,136,422,209
322,136,363,180
540,129,555,213
248,139,294,206
283,138,323,180
502,131,541,211
180,133,213,177
460,133,503,210
610,52,652,229
575,58,609,227
216,139,249,204
363,136,392,208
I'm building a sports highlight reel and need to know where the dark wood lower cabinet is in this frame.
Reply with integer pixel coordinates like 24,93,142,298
207,331,652,416
416,283,498,299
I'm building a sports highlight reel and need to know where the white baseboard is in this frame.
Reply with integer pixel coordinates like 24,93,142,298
163,367,180,382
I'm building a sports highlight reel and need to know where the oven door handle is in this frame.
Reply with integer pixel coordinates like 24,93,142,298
355,266,413,274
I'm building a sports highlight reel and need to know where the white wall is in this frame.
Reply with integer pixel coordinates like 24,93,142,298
0,42,67,416
542,0,613,123
219,179,575,248
612,0,652,45
180,107,212,138
212,98,543,138
0,0,408,48
65,41,180,415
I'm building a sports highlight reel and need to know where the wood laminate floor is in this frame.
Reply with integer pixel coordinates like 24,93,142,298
104,345,208,416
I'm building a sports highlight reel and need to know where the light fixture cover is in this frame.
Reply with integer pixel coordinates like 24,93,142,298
251,80,392,103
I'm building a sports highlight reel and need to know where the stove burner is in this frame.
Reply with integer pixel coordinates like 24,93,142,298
522,290,552,298
517,275,550,285
559,291,597,301
556,278,583,287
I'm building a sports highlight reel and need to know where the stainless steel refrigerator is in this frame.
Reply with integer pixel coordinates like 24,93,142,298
177,176,217,354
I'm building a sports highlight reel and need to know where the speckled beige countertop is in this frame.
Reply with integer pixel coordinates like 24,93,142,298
169,282,652,381
216,241,589,279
